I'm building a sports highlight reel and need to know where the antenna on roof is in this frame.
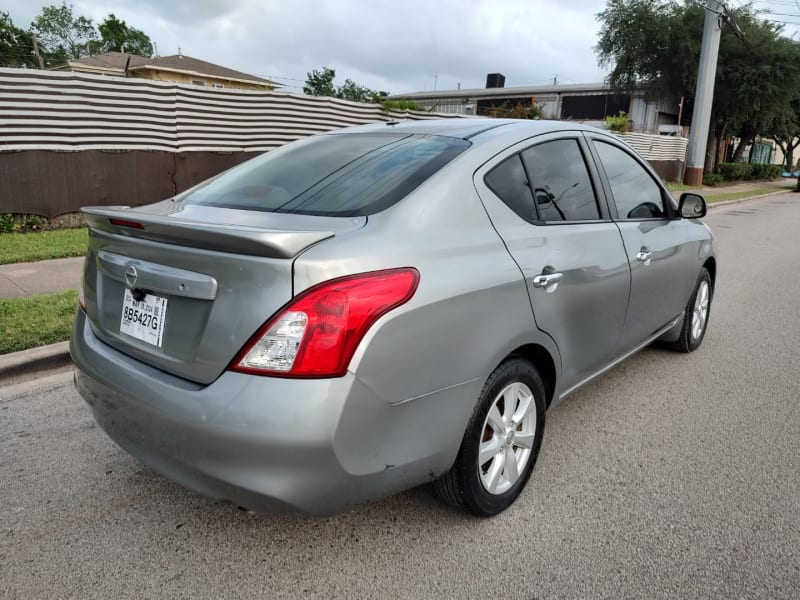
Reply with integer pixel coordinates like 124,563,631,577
178,47,182,58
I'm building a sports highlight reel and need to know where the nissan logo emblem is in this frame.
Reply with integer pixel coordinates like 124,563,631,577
125,265,138,288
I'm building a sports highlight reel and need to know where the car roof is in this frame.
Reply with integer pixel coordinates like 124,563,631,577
333,118,608,144
336,118,608,138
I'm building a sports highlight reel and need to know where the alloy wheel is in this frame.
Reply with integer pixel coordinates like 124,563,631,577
691,280,710,341
478,381,536,495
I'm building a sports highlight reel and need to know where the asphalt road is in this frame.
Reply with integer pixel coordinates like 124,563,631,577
2,193,799,599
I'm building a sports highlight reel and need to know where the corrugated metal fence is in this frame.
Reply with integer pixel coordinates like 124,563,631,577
617,132,688,162
0,69,688,217
0,68,449,152
0,68,456,216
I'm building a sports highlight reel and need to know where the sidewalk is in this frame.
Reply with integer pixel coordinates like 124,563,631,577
0,256,84,299
670,177,796,201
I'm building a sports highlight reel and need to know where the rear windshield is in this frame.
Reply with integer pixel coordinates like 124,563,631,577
182,132,470,216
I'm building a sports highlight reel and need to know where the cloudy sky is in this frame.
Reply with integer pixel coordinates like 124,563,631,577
4,0,614,93
6,0,795,94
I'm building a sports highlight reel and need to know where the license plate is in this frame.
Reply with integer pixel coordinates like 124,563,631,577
120,288,168,347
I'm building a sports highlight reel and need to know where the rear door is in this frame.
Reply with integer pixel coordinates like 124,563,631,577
474,133,631,391
586,135,699,351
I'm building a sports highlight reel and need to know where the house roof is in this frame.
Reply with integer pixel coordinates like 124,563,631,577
67,52,278,88
390,82,636,101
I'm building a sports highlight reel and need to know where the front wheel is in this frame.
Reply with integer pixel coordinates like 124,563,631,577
670,268,712,353
434,358,546,517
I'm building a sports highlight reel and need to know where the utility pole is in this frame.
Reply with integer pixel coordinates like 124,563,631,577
32,34,44,70
684,0,724,186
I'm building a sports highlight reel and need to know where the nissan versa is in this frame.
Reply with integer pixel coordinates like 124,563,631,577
70,119,715,517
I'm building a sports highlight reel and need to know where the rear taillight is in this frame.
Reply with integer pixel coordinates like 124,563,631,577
109,218,144,229
78,257,87,311
232,268,419,378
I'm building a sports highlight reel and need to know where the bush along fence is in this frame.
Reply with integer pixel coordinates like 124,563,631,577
715,162,782,182
0,68,457,218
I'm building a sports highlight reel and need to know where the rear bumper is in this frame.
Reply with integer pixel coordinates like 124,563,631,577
70,309,460,515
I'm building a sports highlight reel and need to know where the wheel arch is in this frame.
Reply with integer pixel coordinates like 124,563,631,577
507,344,557,408
703,256,716,290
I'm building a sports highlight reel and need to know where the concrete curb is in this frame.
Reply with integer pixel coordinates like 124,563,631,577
708,188,795,209
0,341,72,381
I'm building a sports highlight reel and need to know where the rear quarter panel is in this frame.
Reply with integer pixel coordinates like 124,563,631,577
292,170,561,473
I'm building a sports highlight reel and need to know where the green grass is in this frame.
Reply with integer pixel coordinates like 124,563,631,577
706,187,784,204
666,181,694,192
0,228,88,265
0,290,78,354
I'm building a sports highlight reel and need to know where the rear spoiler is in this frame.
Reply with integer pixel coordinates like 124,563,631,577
81,206,335,259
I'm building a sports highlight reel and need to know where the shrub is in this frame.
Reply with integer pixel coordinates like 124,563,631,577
703,173,724,186
605,111,632,132
0,214,18,233
380,98,422,111
716,162,782,181
717,162,751,181
749,163,781,180
488,101,545,120
24,215,42,231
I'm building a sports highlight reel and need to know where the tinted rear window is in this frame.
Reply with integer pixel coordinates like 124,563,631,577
182,132,470,216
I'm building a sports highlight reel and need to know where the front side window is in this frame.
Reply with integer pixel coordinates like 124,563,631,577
183,133,470,217
593,141,666,220
520,139,600,222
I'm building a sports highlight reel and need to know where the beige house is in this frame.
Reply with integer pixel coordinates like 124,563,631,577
65,51,278,90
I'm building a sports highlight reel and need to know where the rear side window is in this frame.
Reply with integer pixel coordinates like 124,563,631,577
521,139,600,222
484,155,536,222
182,133,470,216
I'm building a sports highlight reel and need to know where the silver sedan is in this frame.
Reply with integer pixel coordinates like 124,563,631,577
70,118,715,516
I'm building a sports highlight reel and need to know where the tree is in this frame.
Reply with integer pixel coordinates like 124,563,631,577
596,1,800,172
93,13,153,56
0,12,37,68
30,2,97,62
337,78,373,103
765,99,800,171
303,66,382,103
303,67,337,97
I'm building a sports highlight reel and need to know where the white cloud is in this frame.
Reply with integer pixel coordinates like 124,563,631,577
5,0,610,94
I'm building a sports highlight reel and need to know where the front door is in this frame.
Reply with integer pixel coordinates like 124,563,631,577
588,136,700,351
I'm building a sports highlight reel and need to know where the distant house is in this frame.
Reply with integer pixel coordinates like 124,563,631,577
390,74,680,134
63,51,278,91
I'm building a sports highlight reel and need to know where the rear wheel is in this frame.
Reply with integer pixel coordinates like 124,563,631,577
434,358,546,516
670,268,712,353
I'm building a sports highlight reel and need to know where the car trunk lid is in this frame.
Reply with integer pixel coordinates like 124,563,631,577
80,203,363,384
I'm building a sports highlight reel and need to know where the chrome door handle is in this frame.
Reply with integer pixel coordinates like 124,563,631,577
636,250,653,263
531,272,563,288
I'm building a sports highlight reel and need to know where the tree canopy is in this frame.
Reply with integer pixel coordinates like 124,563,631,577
30,2,97,61
303,67,337,97
1,4,155,68
303,66,383,103
93,13,153,56
0,12,38,68
596,0,800,166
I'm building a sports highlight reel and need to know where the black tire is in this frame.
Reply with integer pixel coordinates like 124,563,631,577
434,358,546,517
669,268,713,353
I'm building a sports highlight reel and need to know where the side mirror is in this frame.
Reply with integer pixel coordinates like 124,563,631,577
679,192,707,219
